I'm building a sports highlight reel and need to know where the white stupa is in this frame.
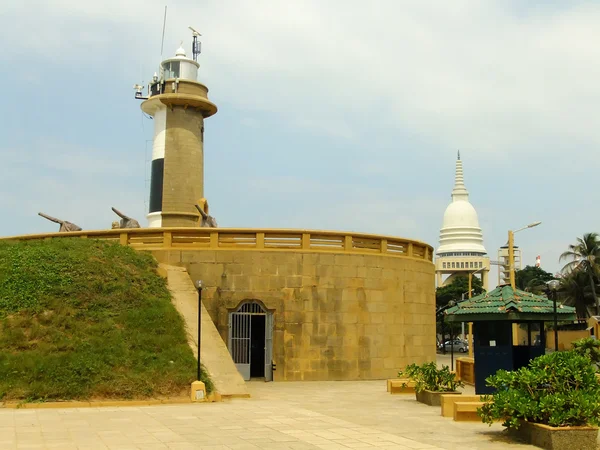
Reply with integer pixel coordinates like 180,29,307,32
435,152,490,289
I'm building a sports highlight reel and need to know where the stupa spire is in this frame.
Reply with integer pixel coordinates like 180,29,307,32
451,151,469,201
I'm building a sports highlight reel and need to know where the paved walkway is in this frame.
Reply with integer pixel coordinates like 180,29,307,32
0,381,536,450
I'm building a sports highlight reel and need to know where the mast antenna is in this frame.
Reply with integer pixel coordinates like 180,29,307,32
160,6,167,57
189,26,202,61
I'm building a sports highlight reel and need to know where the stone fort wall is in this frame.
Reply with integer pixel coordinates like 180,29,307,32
153,249,436,381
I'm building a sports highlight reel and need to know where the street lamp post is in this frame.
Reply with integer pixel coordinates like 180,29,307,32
450,318,454,371
508,221,542,289
195,280,203,381
437,302,455,359
441,319,446,355
547,279,560,352
466,266,486,358
445,301,456,370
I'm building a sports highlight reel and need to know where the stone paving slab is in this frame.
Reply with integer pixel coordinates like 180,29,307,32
0,380,537,449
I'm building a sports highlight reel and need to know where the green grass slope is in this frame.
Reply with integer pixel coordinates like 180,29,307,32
0,238,212,402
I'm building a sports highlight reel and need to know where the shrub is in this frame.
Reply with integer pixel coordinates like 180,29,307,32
398,362,463,393
478,351,600,429
0,239,213,401
572,337,600,368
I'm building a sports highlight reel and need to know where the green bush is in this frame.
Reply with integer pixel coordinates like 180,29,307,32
478,351,600,429
398,362,463,393
572,337,600,368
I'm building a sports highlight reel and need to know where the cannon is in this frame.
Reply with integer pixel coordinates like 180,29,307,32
195,198,218,228
38,212,82,232
111,207,141,229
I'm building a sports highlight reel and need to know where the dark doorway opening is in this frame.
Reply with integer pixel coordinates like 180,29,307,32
250,314,265,378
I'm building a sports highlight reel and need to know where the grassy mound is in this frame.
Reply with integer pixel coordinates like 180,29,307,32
0,238,212,402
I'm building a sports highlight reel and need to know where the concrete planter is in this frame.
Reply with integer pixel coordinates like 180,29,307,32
415,390,461,407
509,421,599,450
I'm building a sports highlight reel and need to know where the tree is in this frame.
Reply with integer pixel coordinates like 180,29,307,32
559,270,595,319
560,233,600,315
436,275,484,308
436,276,486,342
515,265,555,294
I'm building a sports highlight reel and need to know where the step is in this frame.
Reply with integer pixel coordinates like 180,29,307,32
161,264,249,398
453,401,484,422
440,395,480,417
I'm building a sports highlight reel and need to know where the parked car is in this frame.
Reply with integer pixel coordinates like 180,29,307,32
439,339,469,353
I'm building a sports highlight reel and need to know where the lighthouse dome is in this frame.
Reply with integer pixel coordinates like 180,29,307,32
160,45,200,82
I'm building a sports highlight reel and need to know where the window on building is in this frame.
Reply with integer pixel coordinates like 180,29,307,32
162,61,181,79
443,262,446,269
452,262,455,268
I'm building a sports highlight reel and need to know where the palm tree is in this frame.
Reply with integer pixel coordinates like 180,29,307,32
559,270,594,319
560,233,600,315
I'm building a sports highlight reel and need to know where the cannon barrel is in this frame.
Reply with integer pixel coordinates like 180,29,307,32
111,207,130,220
38,212,62,224
194,204,208,219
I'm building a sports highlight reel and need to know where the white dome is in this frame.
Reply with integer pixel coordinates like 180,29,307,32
175,45,187,58
441,200,480,229
437,154,487,255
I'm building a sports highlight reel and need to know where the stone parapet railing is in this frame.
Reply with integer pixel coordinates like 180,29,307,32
2,228,433,261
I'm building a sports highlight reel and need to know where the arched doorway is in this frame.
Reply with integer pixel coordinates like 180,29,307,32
228,301,273,381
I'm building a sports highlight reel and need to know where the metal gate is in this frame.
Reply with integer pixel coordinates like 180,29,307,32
228,301,273,381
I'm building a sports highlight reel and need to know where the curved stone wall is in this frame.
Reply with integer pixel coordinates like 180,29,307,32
153,249,436,381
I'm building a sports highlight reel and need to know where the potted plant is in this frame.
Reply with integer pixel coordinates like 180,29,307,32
478,351,600,450
398,362,463,406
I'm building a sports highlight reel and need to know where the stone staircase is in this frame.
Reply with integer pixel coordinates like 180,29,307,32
159,264,249,398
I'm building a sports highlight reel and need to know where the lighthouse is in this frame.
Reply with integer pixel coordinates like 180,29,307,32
138,31,217,228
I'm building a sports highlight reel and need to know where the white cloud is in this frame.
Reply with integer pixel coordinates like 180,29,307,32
4,1,600,157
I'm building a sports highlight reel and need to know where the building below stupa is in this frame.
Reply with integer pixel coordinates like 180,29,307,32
435,152,490,290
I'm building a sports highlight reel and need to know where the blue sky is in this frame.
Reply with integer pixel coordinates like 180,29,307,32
2,1,599,286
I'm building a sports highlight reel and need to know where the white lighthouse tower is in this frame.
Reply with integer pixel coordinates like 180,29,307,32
136,29,218,228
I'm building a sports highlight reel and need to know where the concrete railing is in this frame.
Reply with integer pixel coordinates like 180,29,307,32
2,228,433,261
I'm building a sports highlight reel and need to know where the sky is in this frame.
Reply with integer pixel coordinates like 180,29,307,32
1,1,599,287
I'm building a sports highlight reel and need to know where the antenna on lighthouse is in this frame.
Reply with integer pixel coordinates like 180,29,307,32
189,26,202,61
160,6,168,58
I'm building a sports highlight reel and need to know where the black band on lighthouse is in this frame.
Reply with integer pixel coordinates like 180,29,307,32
149,158,164,213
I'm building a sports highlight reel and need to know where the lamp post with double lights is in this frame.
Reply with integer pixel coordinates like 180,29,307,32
508,221,542,290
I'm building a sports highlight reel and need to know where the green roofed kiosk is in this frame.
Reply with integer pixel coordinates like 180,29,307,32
445,285,576,394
